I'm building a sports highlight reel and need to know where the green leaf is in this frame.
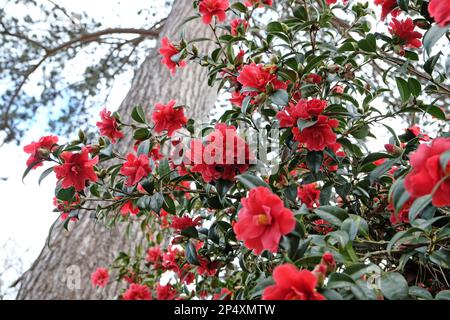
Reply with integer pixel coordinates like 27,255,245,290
55,186,76,202
306,151,323,175
425,105,446,120
408,78,421,97
271,89,289,106
360,153,390,166
236,174,270,189
379,272,409,300
22,160,43,182
423,24,449,56
396,77,411,102
409,286,433,300
267,21,284,33
358,34,376,52
429,249,450,269
38,166,54,185
397,0,409,11
408,194,432,222
231,2,247,13
131,105,147,124
424,52,442,75
315,206,349,227
150,193,164,213
136,140,150,157
435,290,450,300
181,226,199,239
440,150,450,173
216,179,233,200
185,241,200,266
369,158,397,184
133,128,151,141
387,227,422,254
296,118,317,132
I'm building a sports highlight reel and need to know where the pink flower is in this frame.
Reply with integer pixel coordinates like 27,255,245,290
293,115,339,151
388,18,422,49
122,283,152,300
245,0,273,7
374,0,400,21
23,135,59,169
262,264,325,300
198,0,230,24
233,187,296,254
213,288,232,300
91,268,109,288
54,147,98,191
120,200,139,216
404,137,450,207
152,100,187,137
237,63,287,93
170,216,202,231
230,18,249,36
298,183,321,208
159,37,186,74
96,108,123,143
156,284,177,300
120,153,151,187
428,0,450,27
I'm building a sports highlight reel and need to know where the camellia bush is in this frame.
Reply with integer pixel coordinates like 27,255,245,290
23,0,450,300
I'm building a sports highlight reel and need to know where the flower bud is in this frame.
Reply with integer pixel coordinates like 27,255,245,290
312,263,327,287
320,252,336,273
384,143,403,156
327,64,341,73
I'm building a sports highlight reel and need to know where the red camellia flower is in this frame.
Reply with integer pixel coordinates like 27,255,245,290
91,267,109,288
54,147,98,191
159,37,186,74
230,18,249,36
304,73,322,84
233,187,296,254
388,18,422,49
407,125,430,141
293,115,339,151
298,183,321,208
262,264,325,300
198,0,229,24
237,63,287,93
374,0,399,21
122,283,152,300
96,108,123,143
428,0,450,27
120,200,139,216
404,137,450,207
245,0,273,7
187,123,254,183
170,216,202,231
213,288,232,300
120,153,151,187
296,98,327,119
146,246,162,266
321,252,336,273
156,284,177,300
276,98,328,128
23,135,59,169
388,199,412,225
313,219,333,234
152,100,188,137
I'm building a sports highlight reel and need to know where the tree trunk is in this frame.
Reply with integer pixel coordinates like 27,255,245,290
16,0,217,300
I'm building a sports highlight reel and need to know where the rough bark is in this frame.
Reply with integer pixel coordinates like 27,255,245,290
16,0,217,300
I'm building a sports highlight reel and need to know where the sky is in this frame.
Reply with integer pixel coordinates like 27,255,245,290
0,0,447,299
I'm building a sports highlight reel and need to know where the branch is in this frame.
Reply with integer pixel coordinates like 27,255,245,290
1,27,161,139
